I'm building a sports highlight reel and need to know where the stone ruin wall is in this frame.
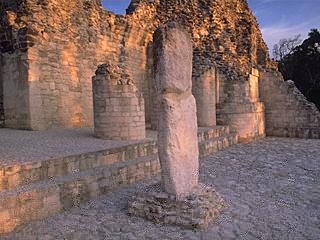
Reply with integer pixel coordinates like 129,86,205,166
0,0,152,129
260,70,320,139
0,0,271,133
2,0,319,139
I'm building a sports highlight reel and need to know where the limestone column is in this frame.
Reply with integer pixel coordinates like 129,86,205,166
195,68,217,127
153,22,199,198
92,63,146,140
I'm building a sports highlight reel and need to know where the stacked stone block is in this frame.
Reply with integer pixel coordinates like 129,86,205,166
193,68,217,127
259,70,320,139
0,0,319,139
92,63,146,140
128,184,226,229
217,68,266,142
0,0,271,131
0,125,238,235
0,140,160,235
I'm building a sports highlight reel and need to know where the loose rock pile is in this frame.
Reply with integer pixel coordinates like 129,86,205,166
128,183,227,229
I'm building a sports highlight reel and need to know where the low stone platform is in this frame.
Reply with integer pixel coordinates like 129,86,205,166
0,128,149,166
0,126,237,235
266,126,320,139
2,137,319,240
128,183,227,229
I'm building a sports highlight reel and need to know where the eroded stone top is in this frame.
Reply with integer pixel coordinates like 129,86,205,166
0,0,274,77
94,63,134,86
153,22,193,94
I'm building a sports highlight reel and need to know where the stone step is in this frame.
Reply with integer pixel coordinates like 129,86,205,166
0,126,232,193
197,126,230,142
0,126,230,192
0,126,238,235
0,140,158,192
0,154,161,235
199,133,238,158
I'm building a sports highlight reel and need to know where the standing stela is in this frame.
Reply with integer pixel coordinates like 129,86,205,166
153,22,199,198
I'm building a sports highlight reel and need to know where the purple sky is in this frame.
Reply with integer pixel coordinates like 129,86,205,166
102,0,320,51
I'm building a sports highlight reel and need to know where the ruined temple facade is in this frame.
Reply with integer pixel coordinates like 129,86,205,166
0,0,319,140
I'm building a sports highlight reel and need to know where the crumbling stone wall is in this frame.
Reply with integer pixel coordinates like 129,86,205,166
0,0,270,132
0,0,143,129
260,70,320,138
4,0,317,140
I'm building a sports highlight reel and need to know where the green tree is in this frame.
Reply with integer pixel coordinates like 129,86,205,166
275,29,320,110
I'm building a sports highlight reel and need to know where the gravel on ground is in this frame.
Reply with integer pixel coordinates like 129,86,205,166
3,137,320,240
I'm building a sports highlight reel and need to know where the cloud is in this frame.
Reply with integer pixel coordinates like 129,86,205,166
262,24,308,49
261,16,320,52
249,0,320,53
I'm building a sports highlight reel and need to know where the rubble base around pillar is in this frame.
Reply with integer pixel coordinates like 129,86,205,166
128,183,227,229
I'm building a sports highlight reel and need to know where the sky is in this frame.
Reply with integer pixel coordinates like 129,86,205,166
102,0,320,51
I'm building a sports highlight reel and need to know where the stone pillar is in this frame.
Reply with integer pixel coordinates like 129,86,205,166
195,68,217,127
92,63,146,140
154,22,199,197
128,22,226,230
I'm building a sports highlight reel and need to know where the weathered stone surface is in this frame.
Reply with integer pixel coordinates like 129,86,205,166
217,101,266,143
92,63,146,140
217,68,266,142
128,183,227,229
1,0,319,140
3,137,320,239
259,70,320,138
0,128,160,235
158,94,199,197
154,23,198,197
153,22,193,93
249,68,260,102
0,126,236,235
194,68,217,127
0,0,271,132
1,53,31,129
